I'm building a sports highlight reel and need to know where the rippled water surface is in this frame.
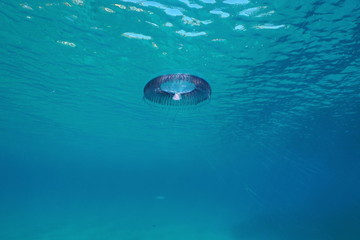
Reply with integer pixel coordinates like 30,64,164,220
1,0,360,239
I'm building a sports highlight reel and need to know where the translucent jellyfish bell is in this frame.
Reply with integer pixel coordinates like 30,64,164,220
160,80,196,100
144,74,211,106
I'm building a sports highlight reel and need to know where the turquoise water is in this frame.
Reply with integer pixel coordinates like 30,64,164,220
1,0,360,239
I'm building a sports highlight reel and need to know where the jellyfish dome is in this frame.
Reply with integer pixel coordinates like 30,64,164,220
144,74,211,106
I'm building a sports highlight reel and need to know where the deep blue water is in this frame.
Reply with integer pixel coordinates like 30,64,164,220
1,0,360,239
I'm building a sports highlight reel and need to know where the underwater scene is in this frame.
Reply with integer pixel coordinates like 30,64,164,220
1,0,360,239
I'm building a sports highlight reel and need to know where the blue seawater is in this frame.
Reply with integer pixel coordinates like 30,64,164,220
1,0,360,239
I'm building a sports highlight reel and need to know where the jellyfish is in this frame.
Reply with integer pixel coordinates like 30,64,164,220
143,73,211,106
